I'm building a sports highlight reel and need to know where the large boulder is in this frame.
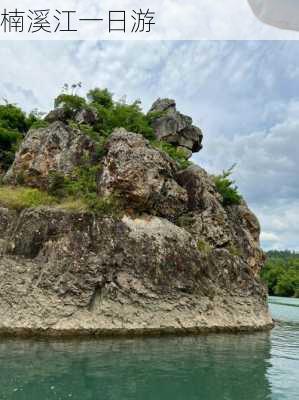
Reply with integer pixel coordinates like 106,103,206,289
176,165,222,211
149,98,203,156
4,122,96,189
74,108,97,125
44,108,70,124
98,128,188,219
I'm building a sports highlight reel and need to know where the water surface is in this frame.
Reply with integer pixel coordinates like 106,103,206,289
0,297,298,400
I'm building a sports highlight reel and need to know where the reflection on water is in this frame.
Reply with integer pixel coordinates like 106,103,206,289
0,334,272,400
0,297,297,400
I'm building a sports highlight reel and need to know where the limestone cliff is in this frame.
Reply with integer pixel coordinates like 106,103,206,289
0,98,273,336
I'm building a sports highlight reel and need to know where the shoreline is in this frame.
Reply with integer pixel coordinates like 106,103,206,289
0,322,274,339
0,300,274,339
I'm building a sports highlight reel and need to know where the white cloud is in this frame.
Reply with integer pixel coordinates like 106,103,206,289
261,232,280,243
196,105,299,204
257,201,299,251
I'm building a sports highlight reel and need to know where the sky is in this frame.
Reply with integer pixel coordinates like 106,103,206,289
0,40,298,251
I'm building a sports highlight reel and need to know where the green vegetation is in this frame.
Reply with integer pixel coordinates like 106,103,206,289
0,104,26,170
47,162,101,200
53,86,191,172
28,120,49,129
54,94,87,116
0,103,45,171
54,87,155,141
0,127,21,170
213,165,242,206
0,186,56,210
87,87,113,108
54,86,191,169
54,198,88,212
227,243,243,257
261,250,299,298
0,102,29,132
86,89,155,141
197,239,212,255
152,140,191,169
47,163,123,217
0,183,122,217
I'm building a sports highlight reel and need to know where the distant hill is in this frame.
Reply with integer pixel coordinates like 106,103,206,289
262,251,299,298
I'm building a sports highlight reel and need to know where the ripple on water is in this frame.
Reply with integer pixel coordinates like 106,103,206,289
268,298,299,400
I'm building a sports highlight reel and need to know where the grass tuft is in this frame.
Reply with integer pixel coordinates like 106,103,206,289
54,198,88,212
0,186,56,210
197,239,212,255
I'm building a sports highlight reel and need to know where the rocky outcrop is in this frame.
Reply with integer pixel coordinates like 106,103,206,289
45,108,70,124
45,107,98,126
74,108,97,125
176,166,265,275
149,98,203,158
0,102,273,337
99,129,188,219
4,122,96,189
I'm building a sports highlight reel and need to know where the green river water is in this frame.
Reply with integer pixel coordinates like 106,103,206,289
0,296,298,400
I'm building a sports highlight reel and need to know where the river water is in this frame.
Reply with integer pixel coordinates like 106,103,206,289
0,297,298,400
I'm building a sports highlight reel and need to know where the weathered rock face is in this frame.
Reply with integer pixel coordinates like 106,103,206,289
176,165,265,276
99,129,188,219
0,206,272,336
4,122,96,189
149,98,203,157
0,105,272,337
